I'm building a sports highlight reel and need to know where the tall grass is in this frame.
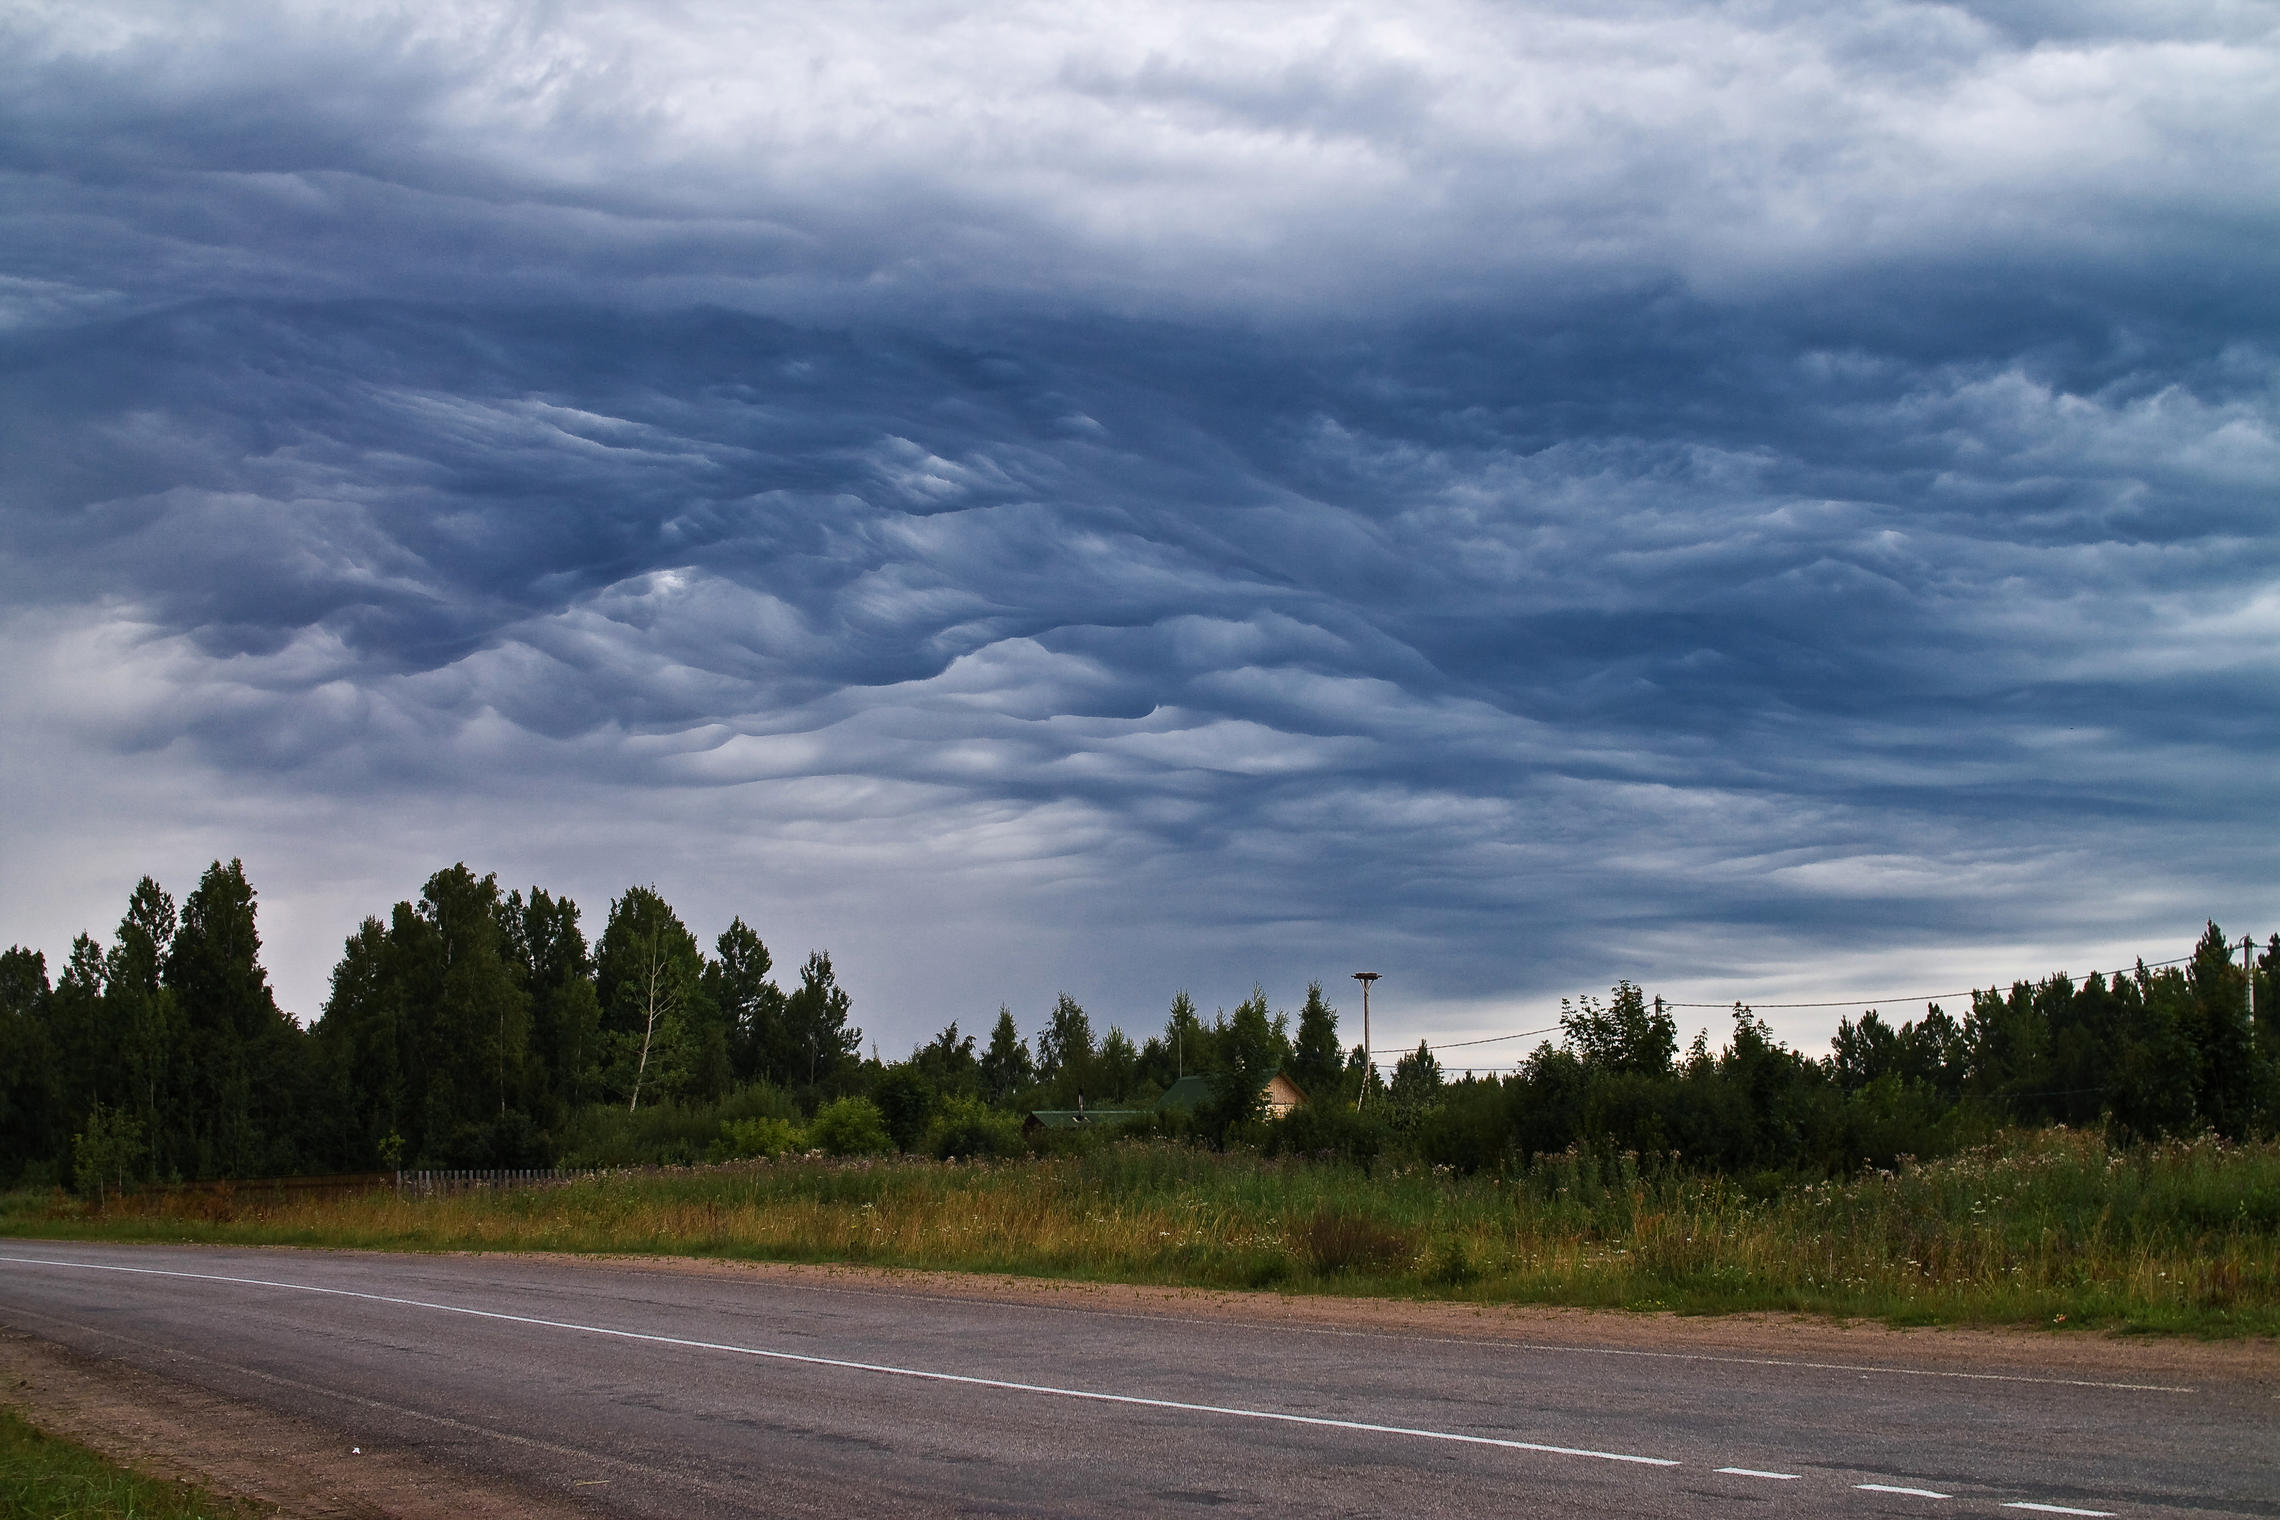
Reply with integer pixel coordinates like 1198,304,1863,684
5,1128,2273,1336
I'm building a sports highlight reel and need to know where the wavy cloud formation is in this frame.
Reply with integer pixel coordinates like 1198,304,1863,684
1,1,2274,1047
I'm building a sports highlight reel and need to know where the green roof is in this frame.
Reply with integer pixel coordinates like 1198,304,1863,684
1155,1075,1215,1113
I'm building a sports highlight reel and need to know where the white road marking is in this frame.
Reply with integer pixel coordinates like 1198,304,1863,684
1858,1483,1951,1499
0,1254,1678,1468
1717,1467,1800,1479
2002,1505,2114,1516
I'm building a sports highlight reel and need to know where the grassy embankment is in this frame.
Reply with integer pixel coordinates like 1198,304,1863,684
0,1407,258,1520
4,1128,2274,1337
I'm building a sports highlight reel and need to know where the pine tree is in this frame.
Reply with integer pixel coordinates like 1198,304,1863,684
1289,981,1343,1101
979,1006,1032,1101
106,879,177,1175
505,887,602,1114
0,948,54,1184
781,950,859,1090
702,917,782,1085
313,917,406,1169
164,860,305,1177
1161,990,1208,1079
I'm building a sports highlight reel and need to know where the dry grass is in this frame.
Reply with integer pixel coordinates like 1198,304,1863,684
6,1128,2274,1335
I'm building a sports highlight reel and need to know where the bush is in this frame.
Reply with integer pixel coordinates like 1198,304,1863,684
709,1116,806,1163
808,1097,892,1157
1424,1236,1482,1287
1412,1084,1509,1173
1267,1102,1388,1167
71,1103,143,1202
1303,1207,1416,1276
872,1066,938,1152
924,1097,1023,1161
555,1082,801,1167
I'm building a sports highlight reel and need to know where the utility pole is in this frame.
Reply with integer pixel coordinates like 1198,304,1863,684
1352,972,1379,1110
2245,935,2258,1020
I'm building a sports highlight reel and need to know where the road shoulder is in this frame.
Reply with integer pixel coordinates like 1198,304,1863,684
0,1326,593,1520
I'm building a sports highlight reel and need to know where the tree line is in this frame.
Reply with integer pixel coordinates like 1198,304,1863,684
0,861,861,1183
2,858,2273,1188
1389,923,2279,1178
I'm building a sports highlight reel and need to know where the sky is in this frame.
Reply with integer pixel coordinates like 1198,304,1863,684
2,0,2276,1063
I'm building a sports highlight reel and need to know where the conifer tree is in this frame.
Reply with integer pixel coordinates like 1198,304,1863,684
106,879,177,1171
781,950,859,1089
164,860,305,1177
0,948,53,1183
1289,981,1343,1101
702,917,782,1086
979,1006,1032,1101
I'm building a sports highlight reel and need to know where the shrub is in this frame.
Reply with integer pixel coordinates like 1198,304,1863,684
1303,1207,1415,1276
556,1082,801,1167
871,1066,938,1152
808,1097,892,1157
1267,1103,1388,1167
924,1098,1023,1161
1425,1237,1481,1287
709,1116,806,1163
70,1103,144,1202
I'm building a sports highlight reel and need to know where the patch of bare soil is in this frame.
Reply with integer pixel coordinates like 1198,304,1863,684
0,1327,593,1520
560,1252,2280,1392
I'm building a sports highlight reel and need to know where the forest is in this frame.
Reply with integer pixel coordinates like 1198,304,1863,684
2,858,2275,1192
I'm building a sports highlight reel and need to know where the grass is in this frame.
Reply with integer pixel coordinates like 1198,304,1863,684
4,1127,2275,1337
0,1407,260,1520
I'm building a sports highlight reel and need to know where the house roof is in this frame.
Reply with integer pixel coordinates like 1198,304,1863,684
1155,1075,1214,1113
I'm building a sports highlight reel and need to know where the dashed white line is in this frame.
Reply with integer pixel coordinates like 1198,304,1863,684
0,1254,1678,1468
2003,1505,2114,1517
1718,1467,1801,1479
1858,1483,1951,1499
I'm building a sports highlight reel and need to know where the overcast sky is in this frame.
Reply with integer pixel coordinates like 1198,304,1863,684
2,0,2275,1061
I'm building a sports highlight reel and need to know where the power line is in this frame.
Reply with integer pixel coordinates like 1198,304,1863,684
1660,952,2198,1009
1369,1024,1558,1057
1363,951,2211,1060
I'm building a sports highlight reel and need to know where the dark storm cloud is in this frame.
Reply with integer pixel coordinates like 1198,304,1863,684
1,1,2275,1039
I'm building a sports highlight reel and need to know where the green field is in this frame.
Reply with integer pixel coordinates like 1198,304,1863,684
6,1127,2275,1337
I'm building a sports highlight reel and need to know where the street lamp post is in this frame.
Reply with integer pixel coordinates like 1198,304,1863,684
1351,972,1379,1110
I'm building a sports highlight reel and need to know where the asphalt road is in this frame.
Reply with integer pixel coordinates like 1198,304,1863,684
0,1243,2270,1519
